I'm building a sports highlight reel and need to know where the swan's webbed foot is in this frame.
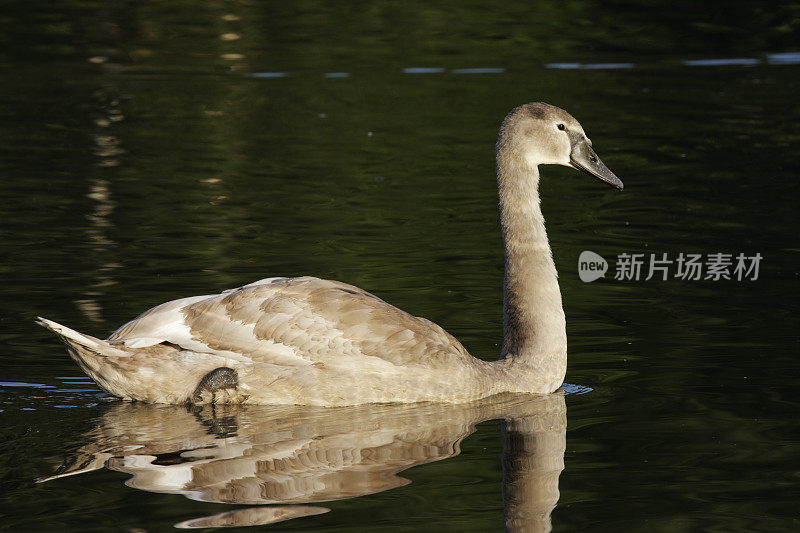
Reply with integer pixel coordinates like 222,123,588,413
191,367,240,404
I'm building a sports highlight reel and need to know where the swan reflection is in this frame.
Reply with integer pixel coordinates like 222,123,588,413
42,393,566,530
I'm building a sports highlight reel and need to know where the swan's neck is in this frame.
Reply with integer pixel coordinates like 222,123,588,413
497,157,567,387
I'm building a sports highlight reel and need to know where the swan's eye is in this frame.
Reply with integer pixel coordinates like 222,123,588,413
557,123,565,131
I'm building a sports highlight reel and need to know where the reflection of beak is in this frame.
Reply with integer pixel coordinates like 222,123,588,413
569,137,623,190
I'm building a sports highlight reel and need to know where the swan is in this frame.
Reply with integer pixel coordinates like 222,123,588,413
38,102,623,406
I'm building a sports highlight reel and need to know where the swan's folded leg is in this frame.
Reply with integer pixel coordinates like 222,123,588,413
191,367,240,404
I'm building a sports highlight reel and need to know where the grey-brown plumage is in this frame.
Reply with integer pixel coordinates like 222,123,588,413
37,102,622,406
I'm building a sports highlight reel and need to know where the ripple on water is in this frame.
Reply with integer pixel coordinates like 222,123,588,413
402,67,446,74
768,52,800,64
1,379,104,410
0,381,55,389
450,68,505,74
240,53,800,83
563,383,594,395
545,62,635,70
683,58,760,67
244,71,288,78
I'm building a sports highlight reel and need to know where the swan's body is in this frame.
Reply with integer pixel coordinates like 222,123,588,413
39,102,622,406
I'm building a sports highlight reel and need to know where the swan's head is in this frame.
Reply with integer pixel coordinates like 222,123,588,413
498,102,623,190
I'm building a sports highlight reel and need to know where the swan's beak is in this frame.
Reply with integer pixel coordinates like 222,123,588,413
569,137,623,190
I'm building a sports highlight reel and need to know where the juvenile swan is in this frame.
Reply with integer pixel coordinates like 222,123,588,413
38,102,623,406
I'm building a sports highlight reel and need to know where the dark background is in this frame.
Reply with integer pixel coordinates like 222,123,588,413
1,2,798,531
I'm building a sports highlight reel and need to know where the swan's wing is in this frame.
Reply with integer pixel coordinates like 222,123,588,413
107,276,470,368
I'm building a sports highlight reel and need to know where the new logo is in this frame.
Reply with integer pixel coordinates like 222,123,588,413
578,251,608,282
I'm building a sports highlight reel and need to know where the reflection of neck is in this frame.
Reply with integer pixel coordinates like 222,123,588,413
497,152,567,388
501,395,567,532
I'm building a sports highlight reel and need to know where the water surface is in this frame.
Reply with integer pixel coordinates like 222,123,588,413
1,2,798,531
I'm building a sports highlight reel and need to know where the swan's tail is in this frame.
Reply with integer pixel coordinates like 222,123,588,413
36,317,105,351
36,317,129,395
37,317,233,404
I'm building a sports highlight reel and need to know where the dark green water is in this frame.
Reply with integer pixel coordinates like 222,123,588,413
1,2,799,531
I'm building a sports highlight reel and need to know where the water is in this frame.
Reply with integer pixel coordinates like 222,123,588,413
1,2,799,531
